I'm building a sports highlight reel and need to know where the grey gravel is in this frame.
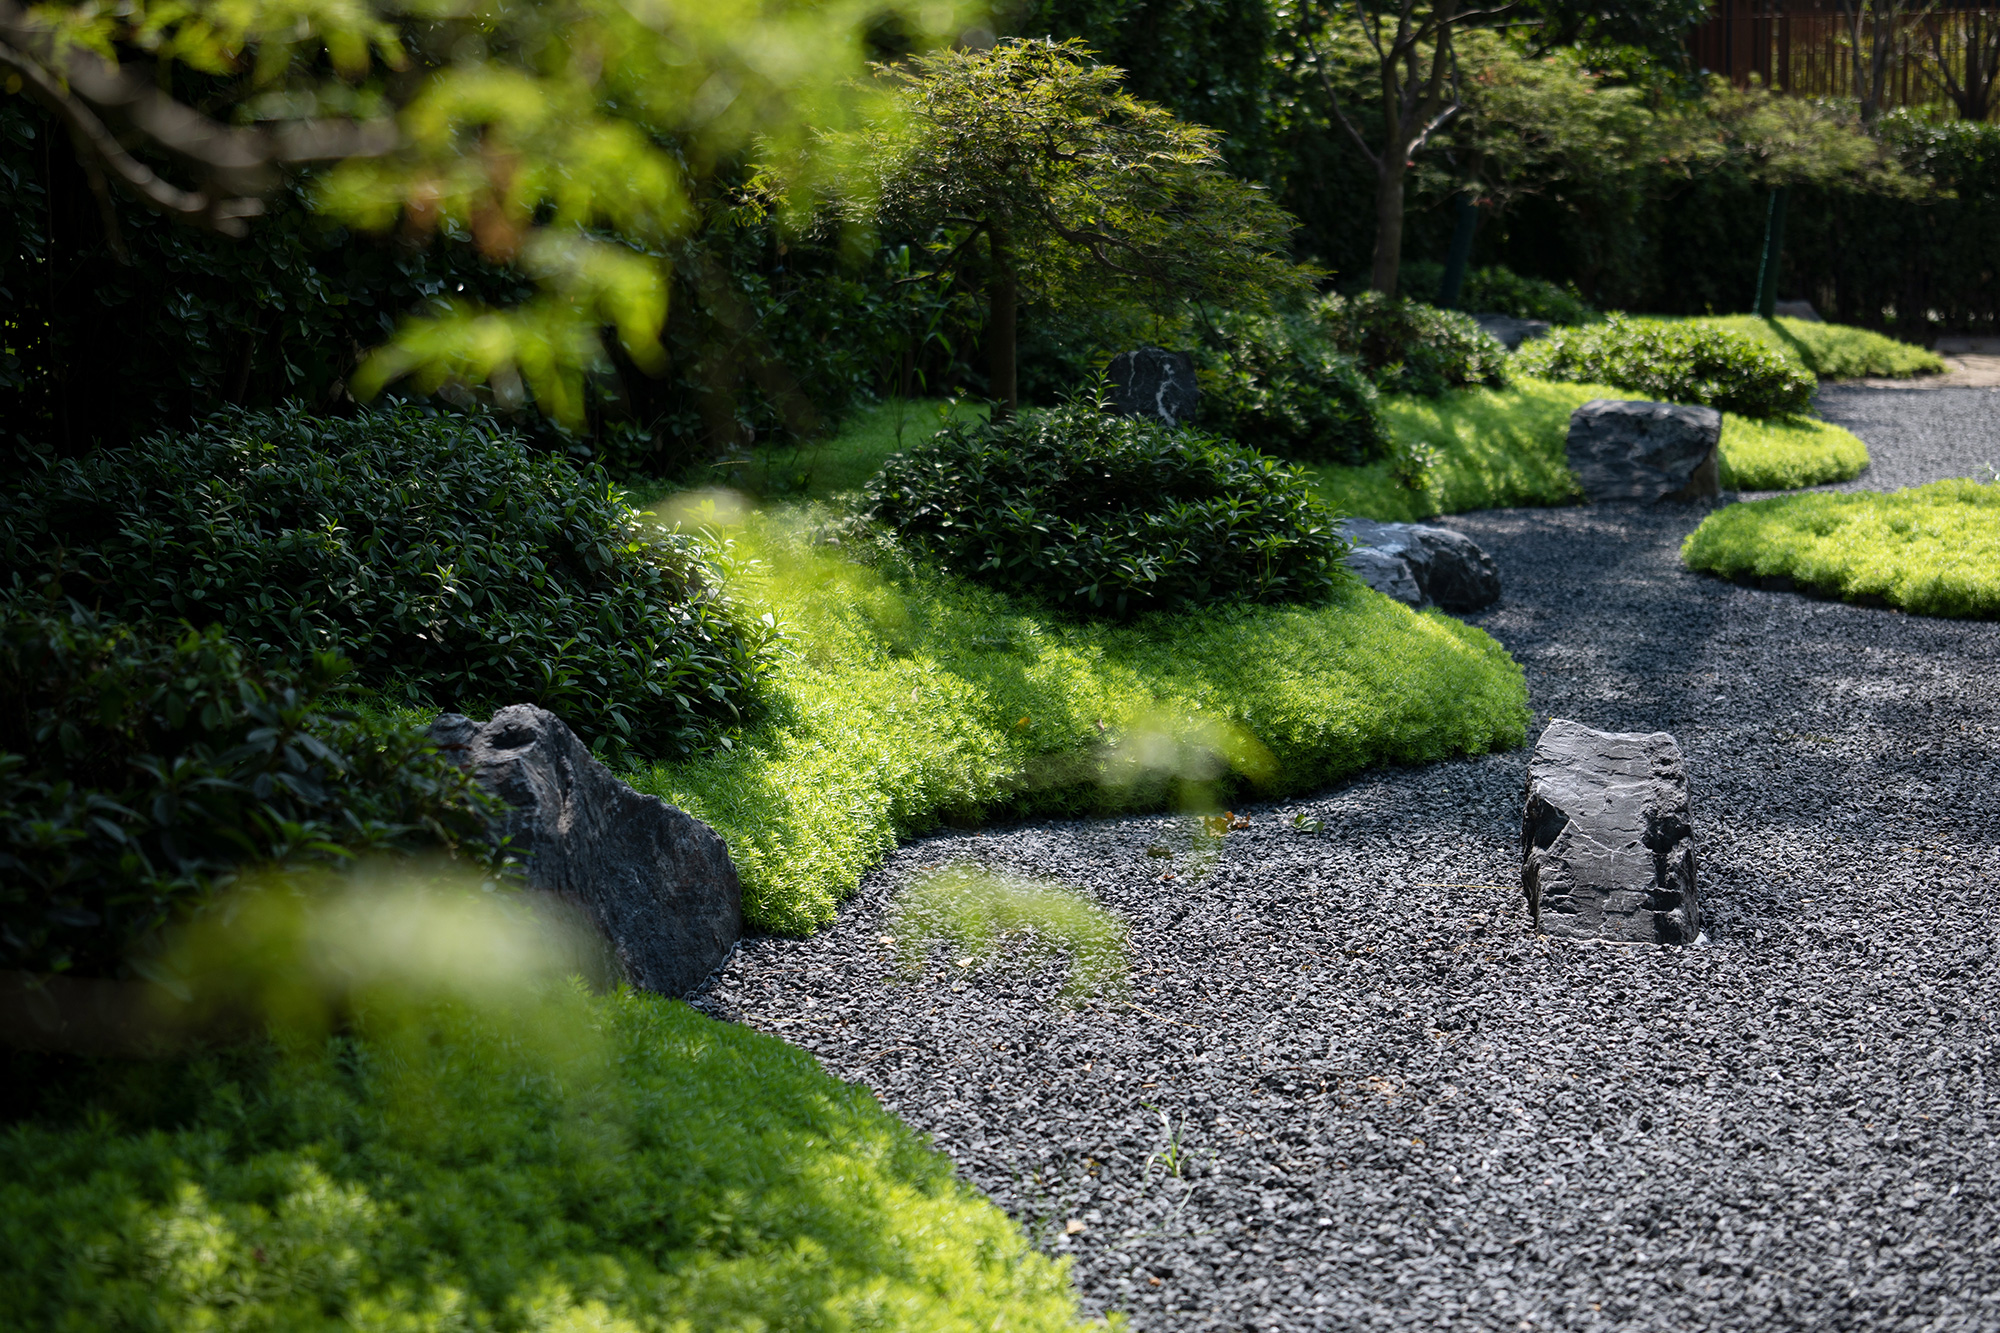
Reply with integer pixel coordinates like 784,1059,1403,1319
1812,384,2000,491
694,393,2000,1330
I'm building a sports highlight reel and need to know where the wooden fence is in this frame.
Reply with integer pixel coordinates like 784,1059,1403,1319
1690,0,2000,118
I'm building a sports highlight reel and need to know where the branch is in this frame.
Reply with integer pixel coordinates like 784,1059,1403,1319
0,0,395,236
1304,35,1384,172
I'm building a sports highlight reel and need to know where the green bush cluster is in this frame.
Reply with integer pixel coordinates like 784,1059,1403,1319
0,987,1097,1330
0,602,496,976
1399,262,1599,325
864,403,1350,617
1194,309,1388,465
1681,479,2000,617
1515,315,1818,417
1,408,774,759
1317,293,1512,397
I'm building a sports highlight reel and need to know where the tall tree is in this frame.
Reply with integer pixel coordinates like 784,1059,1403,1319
851,38,1306,416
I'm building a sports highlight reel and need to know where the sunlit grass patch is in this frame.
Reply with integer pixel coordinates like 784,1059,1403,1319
893,864,1129,1001
1692,315,1946,380
633,512,1529,935
0,878,1105,1332
1682,479,2000,617
1715,414,1870,490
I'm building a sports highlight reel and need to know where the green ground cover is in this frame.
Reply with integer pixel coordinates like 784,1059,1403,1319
634,516,1529,934
1681,479,2000,617
1305,379,1869,519
1691,316,1947,380
0,983,1098,1331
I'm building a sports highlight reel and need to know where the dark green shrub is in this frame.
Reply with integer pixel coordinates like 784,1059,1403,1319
1316,293,1511,397
0,601,497,977
864,403,1349,617
1516,315,1817,417
0,408,774,758
1196,310,1388,465
1400,262,1599,325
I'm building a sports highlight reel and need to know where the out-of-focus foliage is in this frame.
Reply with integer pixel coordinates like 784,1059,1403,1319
0,603,496,977
3,0,976,432
1,408,776,758
1317,293,1511,397
894,863,1129,1001
1194,309,1387,465
865,402,1350,617
1516,315,1817,415
1398,262,1598,324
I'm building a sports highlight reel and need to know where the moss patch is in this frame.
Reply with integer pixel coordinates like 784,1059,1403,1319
1681,479,2000,617
635,515,1529,935
1692,315,1946,380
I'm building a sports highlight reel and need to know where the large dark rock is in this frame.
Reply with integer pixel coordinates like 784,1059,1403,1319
1522,719,1700,945
430,705,741,995
1473,313,1551,351
1106,348,1199,428
1342,518,1501,612
1566,399,1722,502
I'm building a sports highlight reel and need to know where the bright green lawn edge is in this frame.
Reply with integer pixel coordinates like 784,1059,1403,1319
1688,315,1947,380
1307,379,1870,520
633,514,1528,935
1681,478,2000,617
1,989,1104,1331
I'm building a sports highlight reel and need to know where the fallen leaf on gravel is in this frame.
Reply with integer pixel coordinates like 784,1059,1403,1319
1066,1219,1086,1235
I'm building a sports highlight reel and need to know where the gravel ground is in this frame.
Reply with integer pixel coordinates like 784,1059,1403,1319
695,395,2000,1331
1812,384,2000,491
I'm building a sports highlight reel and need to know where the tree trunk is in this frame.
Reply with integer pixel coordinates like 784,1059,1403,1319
987,222,1018,420
1436,191,1478,308
1369,157,1408,296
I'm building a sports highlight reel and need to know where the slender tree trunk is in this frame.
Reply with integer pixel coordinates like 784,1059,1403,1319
1436,191,1478,307
987,221,1018,419
1754,186,1789,318
1369,158,1409,296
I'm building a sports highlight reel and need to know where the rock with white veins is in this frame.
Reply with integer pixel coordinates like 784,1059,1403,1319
1522,718,1700,944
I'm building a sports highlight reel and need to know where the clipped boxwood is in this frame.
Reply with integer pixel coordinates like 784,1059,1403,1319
0,408,774,758
0,601,497,976
1196,310,1388,465
1316,292,1511,397
865,403,1349,617
1516,315,1816,417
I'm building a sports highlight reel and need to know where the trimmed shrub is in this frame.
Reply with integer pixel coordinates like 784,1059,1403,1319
1693,315,1946,380
1400,262,1599,325
864,403,1349,617
1516,315,1816,416
1316,293,1511,397
0,407,775,759
0,601,496,976
1196,310,1388,465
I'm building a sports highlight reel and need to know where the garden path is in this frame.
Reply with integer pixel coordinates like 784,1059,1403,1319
696,389,2000,1332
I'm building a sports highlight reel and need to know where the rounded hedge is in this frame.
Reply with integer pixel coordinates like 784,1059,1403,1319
865,404,1350,617
1317,293,1512,397
0,408,775,759
1197,310,1388,465
1516,315,1817,417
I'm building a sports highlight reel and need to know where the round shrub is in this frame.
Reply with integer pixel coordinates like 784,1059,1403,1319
0,408,776,759
0,600,498,977
1196,310,1388,465
1516,315,1817,417
1316,293,1511,397
864,404,1350,617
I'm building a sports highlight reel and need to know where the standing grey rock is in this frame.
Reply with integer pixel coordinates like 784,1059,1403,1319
1772,300,1822,322
1106,348,1200,427
1522,719,1700,945
430,705,741,995
1341,518,1502,612
1473,313,1552,351
1566,399,1722,502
